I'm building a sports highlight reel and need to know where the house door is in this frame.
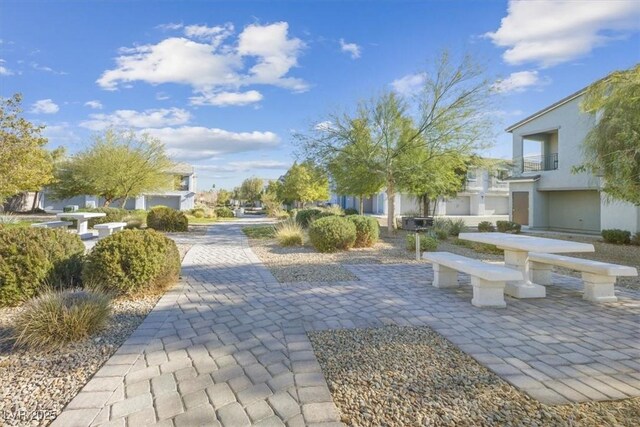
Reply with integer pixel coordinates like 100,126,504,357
512,192,529,225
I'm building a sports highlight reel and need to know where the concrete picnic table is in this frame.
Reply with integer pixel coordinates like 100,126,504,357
56,212,106,240
458,232,595,299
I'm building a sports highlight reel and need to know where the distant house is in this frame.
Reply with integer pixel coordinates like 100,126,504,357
332,162,510,218
41,163,197,212
505,86,639,234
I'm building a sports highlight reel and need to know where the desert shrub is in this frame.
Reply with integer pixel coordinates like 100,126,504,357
242,225,276,239
477,221,495,232
432,217,450,232
432,228,449,241
215,207,235,218
13,289,111,349
344,208,359,216
632,232,640,246
446,218,467,236
496,220,522,234
346,215,379,248
601,229,631,244
82,229,180,296
288,208,299,219
147,207,188,232
406,234,438,252
324,205,345,216
296,209,323,228
0,213,18,225
308,216,356,253
0,228,84,307
191,208,206,218
275,219,304,246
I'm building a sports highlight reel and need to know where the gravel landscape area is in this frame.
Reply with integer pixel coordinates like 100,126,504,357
0,241,192,426
309,326,640,427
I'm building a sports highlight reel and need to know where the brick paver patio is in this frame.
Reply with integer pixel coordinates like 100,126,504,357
54,219,640,426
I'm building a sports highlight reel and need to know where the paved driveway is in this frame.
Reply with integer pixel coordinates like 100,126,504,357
54,220,640,426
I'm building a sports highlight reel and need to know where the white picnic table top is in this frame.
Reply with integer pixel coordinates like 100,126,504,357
56,212,107,219
458,232,595,253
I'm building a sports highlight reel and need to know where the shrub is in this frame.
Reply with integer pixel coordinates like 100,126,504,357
632,232,640,246
432,217,450,232
324,205,345,216
191,208,206,218
296,209,323,228
275,219,304,246
308,216,357,252
242,225,276,239
406,234,438,252
477,221,495,232
0,228,84,307
601,229,631,244
346,215,379,247
288,209,299,219
13,289,111,349
432,228,449,241
446,218,467,236
147,207,188,232
344,208,359,216
496,220,522,234
82,229,180,296
215,207,235,218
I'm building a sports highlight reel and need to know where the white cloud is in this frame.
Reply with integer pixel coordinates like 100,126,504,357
196,160,289,173
79,108,191,131
313,121,335,132
142,126,280,161
84,100,103,109
31,62,67,75
390,73,426,95
31,99,59,114
492,70,549,93
97,21,308,102
486,0,640,67
156,92,170,100
339,39,361,59
190,90,263,106
42,122,81,146
156,22,183,31
0,59,12,75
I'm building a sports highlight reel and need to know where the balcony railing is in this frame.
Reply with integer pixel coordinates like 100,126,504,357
521,153,558,172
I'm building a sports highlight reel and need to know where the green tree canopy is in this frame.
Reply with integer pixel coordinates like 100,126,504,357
280,162,330,207
240,177,264,203
0,94,55,203
50,129,174,207
216,189,232,206
576,64,640,205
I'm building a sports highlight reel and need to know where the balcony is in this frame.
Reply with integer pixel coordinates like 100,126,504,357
521,153,558,172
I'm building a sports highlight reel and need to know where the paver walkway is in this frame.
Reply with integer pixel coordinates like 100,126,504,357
55,219,640,426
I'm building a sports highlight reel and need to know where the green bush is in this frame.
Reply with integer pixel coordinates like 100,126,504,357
346,215,379,247
13,289,111,349
82,229,180,296
601,229,631,244
308,216,357,253
477,221,495,232
275,219,304,247
496,220,522,234
632,232,640,246
242,225,276,239
215,207,235,218
344,208,359,216
406,234,438,252
446,218,467,236
0,228,85,307
191,208,206,218
432,228,449,241
296,209,323,228
147,207,188,232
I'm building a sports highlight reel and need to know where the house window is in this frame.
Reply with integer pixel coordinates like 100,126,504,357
496,169,509,181
174,175,190,191
466,170,477,181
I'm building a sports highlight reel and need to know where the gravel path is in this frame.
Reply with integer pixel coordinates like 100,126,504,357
310,326,640,427
0,241,192,426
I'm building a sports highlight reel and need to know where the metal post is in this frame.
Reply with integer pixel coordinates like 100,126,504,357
415,231,420,261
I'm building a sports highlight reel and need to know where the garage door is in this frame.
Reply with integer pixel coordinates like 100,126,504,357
446,196,470,215
547,190,600,232
146,196,181,210
485,196,509,215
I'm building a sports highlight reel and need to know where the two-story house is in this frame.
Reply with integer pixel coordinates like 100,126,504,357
506,87,639,234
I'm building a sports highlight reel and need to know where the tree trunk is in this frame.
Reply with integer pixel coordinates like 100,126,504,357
31,191,40,212
421,195,430,217
103,199,111,207
431,199,439,216
386,184,396,236
359,196,364,215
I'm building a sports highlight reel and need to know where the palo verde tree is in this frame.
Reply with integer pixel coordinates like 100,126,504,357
297,52,494,234
240,177,264,205
280,162,330,208
51,128,174,207
0,94,56,204
216,189,232,206
574,64,640,205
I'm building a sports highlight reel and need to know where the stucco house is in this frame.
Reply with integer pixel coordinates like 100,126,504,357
41,163,197,212
332,163,510,218
506,87,639,234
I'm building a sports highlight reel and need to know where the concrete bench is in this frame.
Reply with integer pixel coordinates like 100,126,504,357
94,222,127,239
422,252,523,308
528,252,638,303
31,221,72,229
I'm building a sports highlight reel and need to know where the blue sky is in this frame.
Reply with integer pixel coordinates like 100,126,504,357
1,1,639,190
